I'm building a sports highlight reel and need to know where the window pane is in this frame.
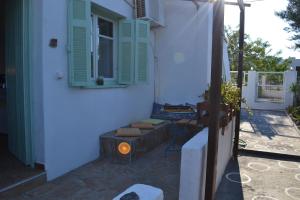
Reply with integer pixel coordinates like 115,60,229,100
98,37,113,78
98,18,113,37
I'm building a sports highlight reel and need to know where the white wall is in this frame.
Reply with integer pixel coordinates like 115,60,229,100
32,0,45,165
223,42,231,82
216,117,235,187
179,119,236,200
155,1,213,105
179,129,208,200
40,0,155,180
35,0,216,180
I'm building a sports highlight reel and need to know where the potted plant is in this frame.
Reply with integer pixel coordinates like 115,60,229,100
221,82,242,116
96,76,104,86
198,82,252,127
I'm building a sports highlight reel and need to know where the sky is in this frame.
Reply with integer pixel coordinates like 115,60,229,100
224,0,299,59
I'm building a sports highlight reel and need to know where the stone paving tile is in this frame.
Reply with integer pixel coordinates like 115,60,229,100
240,110,300,156
217,110,300,199
216,154,300,200
240,131,300,156
2,143,180,200
0,146,44,190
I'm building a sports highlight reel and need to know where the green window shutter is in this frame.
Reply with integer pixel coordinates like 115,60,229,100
118,20,135,84
135,20,150,84
68,0,91,87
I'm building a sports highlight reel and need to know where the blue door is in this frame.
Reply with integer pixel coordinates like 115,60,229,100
5,0,33,166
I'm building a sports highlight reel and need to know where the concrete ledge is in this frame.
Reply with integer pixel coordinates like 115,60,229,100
179,128,208,200
179,119,236,200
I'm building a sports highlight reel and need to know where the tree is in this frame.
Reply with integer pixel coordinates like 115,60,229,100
225,26,292,72
276,0,300,49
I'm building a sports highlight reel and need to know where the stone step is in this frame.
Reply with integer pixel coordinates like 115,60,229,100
0,172,47,199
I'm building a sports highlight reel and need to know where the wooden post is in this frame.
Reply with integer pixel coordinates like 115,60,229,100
204,0,224,199
233,3,245,159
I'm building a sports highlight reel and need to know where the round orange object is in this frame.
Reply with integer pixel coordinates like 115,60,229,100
118,142,131,155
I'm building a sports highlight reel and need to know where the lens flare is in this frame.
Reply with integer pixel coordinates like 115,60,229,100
118,142,131,155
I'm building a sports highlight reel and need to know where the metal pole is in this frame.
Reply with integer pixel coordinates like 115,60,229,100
204,0,224,199
233,6,245,159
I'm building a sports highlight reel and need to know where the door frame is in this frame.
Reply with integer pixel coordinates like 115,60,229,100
22,0,35,167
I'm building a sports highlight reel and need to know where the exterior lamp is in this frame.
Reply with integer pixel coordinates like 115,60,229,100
118,142,132,155
290,66,294,71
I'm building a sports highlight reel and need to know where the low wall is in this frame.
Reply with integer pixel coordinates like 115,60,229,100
179,118,235,200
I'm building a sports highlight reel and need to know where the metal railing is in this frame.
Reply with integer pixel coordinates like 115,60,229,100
256,72,284,103
230,71,248,86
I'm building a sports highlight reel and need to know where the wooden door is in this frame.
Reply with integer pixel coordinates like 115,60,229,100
5,0,33,166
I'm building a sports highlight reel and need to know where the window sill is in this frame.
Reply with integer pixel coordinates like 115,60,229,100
82,84,129,89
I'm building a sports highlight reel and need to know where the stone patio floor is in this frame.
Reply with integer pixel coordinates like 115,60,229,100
239,110,300,156
216,152,300,200
216,109,300,200
3,110,300,200
0,143,181,200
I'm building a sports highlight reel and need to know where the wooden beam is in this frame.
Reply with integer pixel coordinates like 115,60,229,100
192,0,200,9
204,0,224,200
182,0,251,8
224,1,251,7
238,0,245,10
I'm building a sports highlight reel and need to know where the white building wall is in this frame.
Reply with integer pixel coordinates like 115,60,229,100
32,0,45,165
31,0,215,180
40,0,155,180
155,1,213,105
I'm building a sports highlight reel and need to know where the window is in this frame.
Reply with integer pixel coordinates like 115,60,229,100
91,15,116,81
68,0,150,88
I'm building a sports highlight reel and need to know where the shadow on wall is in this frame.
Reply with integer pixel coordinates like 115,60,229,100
215,158,245,200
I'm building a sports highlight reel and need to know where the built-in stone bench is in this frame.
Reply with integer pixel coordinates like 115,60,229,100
99,121,171,162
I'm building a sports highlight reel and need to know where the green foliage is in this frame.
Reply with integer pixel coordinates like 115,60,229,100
221,82,253,115
225,26,292,71
287,106,300,121
290,82,300,94
221,82,242,111
276,0,300,49
290,83,300,106
204,82,252,115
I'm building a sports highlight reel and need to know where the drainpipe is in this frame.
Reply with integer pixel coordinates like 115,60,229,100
204,0,224,199
233,1,245,159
